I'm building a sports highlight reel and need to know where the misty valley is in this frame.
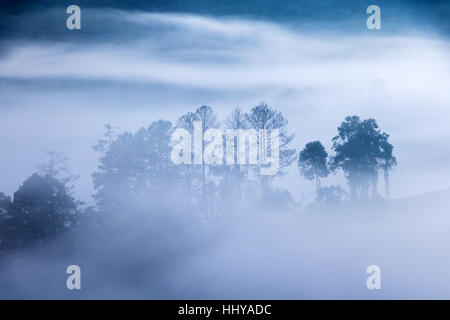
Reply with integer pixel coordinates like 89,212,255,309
0,0,449,300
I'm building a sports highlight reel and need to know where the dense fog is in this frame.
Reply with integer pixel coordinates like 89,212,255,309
2,196,450,299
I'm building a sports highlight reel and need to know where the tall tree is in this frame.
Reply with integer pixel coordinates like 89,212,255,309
380,139,397,198
298,141,329,193
224,108,249,201
195,105,218,197
176,111,201,207
245,103,296,197
329,116,396,200
209,108,250,211
38,151,80,188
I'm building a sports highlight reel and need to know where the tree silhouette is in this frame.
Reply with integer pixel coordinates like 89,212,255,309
0,193,12,248
92,123,116,154
380,140,397,198
298,141,329,194
176,111,201,207
330,116,396,200
223,108,249,201
245,102,296,197
209,108,250,213
37,151,80,188
195,105,218,198
92,120,179,212
0,192,11,214
1,174,78,249
175,106,220,219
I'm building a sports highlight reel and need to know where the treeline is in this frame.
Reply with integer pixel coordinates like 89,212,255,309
0,103,396,251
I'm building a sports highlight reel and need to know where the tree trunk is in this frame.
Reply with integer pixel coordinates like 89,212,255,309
315,174,321,206
315,174,321,194
384,170,390,199
371,175,378,198
201,131,206,200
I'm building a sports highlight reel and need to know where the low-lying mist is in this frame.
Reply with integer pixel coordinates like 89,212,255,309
1,192,450,299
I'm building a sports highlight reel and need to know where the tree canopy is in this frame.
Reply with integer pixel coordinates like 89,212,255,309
1,174,78,249
298,141,329,193
329,116,396,199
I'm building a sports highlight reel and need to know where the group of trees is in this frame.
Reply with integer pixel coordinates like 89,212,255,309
91,103,297,218
298,116,397,203
0,104,397,251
